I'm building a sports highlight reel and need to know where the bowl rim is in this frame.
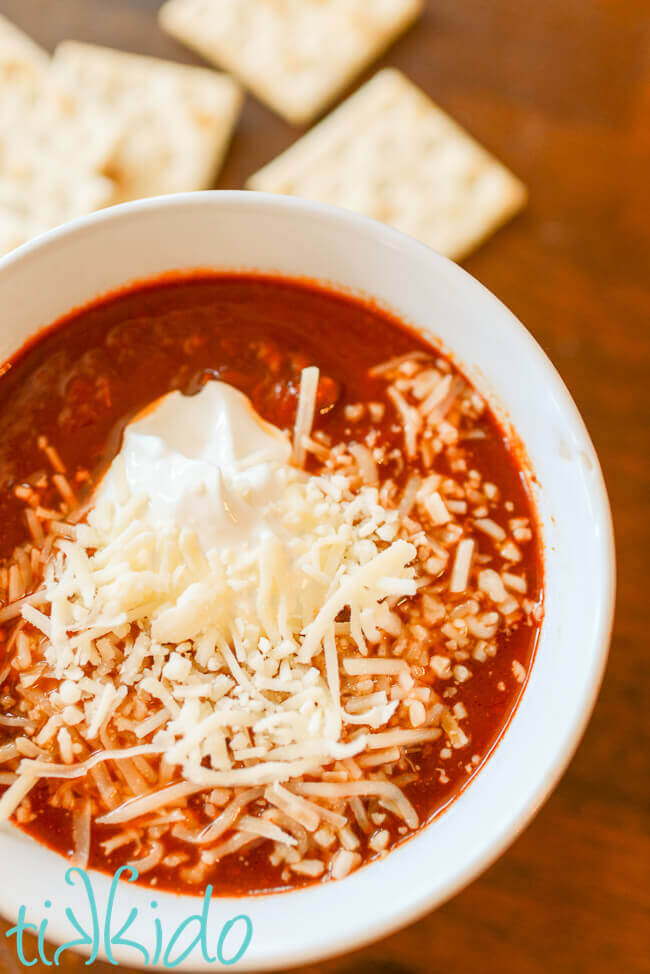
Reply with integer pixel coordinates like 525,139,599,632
0,191,616,971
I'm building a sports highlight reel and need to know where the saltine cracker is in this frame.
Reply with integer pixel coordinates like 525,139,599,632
0,20,115,254
159,0,423,124
52,42,243,203
247,69,527,260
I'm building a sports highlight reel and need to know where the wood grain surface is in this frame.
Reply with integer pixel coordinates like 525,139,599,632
0,1,648,972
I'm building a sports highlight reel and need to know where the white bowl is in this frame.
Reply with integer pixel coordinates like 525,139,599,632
0,193,615,971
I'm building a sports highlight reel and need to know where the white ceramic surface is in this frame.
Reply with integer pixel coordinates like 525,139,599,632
0,193,615,971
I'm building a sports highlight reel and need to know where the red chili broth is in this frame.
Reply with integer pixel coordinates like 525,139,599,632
0,274,542,896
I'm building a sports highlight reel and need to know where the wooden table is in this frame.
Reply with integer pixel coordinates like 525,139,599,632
1,1,648,971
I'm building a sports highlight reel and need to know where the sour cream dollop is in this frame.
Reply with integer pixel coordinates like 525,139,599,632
97,381,292,552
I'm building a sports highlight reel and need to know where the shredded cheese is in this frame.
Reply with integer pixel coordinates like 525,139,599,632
18,456,417,797
292,365,320,468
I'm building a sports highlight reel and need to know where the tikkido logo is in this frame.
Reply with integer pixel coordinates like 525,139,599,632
6,867,253,968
